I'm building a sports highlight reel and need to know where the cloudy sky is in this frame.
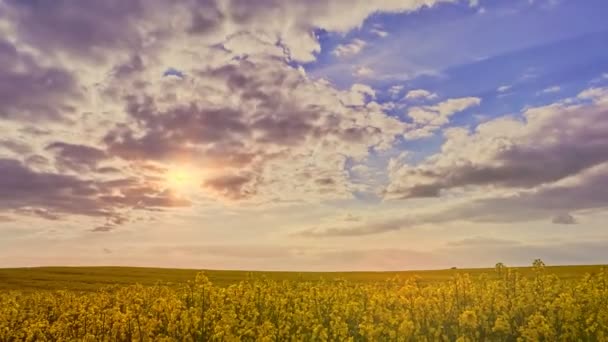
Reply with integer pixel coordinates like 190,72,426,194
1,0,608,271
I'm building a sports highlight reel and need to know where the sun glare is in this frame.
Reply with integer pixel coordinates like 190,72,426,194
166,166,199,192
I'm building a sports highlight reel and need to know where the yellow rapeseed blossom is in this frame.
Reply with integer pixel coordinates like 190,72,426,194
0,264,607,341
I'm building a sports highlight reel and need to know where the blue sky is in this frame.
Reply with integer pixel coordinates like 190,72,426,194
305,0,608,175
310,0,608,119
1,0,608,270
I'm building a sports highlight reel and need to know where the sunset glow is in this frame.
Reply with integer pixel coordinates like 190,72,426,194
0,0,607,271
165,166,199,193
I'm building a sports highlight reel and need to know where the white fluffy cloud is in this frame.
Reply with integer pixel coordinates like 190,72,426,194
404,89,438,100
404,97,481,139
497,85,511,93
333,38,367,58
353,66,374,77
538,85,561,95
3,0,449,228
388,87,608,207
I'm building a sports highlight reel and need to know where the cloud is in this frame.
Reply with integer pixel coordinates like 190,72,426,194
92,216,129,233
497,85,511,93
0,158,190,229
370,28,389,38
298,88,608,238
578,87,608,101
45,142,108,172
303,164,608,236
404,97,481,139
0,139,32,155
203,173,259,200
538,85,561,95
353,66,374,77
404,89,438,100
408,97,480,124
4,0,568,239
9,0,442,64
590,73,608,85
15,208,61,221
333,38,367,58
2,0,420,218
447,237,521,247
92,226,114,233
0,39,79,121
388,85,405,98
343,213,362,222
436,163,608,224
99,57,406,201
0,215,14,223
552,213,577,225
299,218,411,237
1,0,146,59
389,88,608,199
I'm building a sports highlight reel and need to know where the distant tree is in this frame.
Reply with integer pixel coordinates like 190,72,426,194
495,262,506,276
532,259,546,269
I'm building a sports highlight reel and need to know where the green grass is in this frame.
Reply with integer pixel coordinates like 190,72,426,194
0,265,605,292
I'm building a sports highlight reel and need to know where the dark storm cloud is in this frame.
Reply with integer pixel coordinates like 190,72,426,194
387,101,608,199
0,158,190,227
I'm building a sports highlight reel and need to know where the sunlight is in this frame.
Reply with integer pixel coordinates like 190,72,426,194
165,165,200,193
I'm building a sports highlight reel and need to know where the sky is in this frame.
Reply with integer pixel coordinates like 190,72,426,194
1,0,608,271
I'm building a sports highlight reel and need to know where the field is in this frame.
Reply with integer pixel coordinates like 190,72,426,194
0,264,605,292
1,263,608,341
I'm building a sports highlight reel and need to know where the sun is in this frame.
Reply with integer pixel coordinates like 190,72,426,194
166,165,199,192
